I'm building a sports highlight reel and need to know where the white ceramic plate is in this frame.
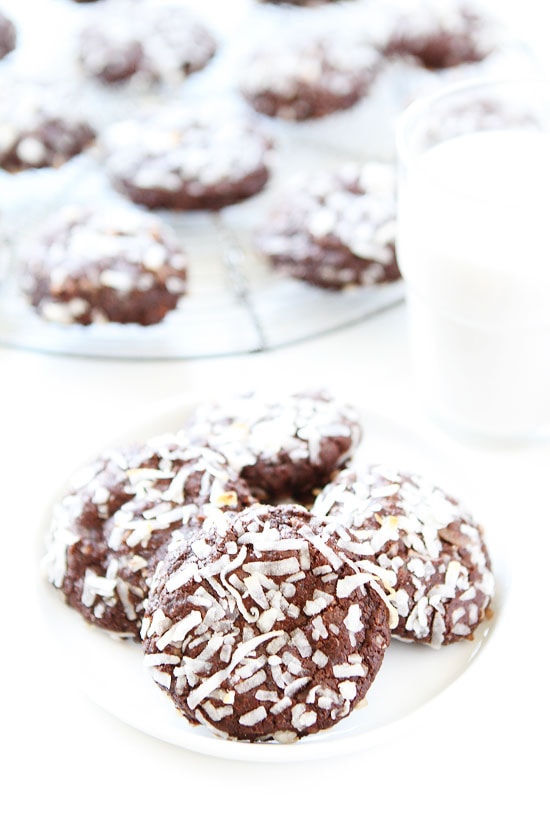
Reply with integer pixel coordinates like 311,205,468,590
36,396,507,762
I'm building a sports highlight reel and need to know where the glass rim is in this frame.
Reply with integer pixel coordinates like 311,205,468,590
395,75,550,168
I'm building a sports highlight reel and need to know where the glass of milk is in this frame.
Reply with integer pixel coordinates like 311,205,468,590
396,78,550,441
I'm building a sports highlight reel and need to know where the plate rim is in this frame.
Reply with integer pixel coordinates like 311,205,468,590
35,392,505,763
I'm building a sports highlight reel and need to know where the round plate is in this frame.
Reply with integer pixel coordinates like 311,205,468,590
36,396,505,762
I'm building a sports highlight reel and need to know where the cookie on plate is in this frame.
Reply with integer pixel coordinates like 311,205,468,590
256,162,400,290
0,10,15,60
43,435,257,639
383,1,498,70
142,503,394,742
0,84,95,173
101,103,273,211
240,35,380,121
184,390,362,502
19,204,188,325
312,465,495,648
78,1,216,87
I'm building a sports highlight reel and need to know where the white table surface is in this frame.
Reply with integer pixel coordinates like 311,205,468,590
2,0,550,820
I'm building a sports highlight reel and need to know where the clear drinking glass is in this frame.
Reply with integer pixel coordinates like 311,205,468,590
395,78,550,441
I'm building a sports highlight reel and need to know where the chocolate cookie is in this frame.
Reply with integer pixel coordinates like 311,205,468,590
142,503,393,742
102,104,273,211
257,1,349,6
43,435,257,639
185,391,362,501
78,2,216,87
0,85,95,173
240,36,379,121
19,204,188,326
384,2,496,70
417,95,541,150
257,162,400,290
312,465,495,647
0,10,15,60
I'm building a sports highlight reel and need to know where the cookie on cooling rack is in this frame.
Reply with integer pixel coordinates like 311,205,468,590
0,10,15,60
101,103,273,211
312,465,495,648
256,162,400,290
383,1,499,70
240,35,380,121
0,83,95,173
257,1,351,6
78,1,216,87
19,205,188,325
43,435,257,639
141,503,393,742
184,390,362,502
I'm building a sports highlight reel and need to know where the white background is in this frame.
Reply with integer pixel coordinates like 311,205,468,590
2,1,550,822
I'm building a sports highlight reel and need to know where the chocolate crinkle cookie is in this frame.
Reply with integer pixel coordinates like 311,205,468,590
256,162,400,290
78,1,216,87
240,35,380,121
19,204,188,325
383,1,499,70
43,435,258,640
0,10,15,60
184,390,362,502
312,465,495,648
101,103,273,211
0,84,95,173
141,503,394,742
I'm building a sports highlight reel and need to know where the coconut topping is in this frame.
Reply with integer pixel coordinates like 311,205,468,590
101,102,273,208
0,81,95,173
141,503,393,742
184,390,362,501
240,34,380,121
256,163,400,290
383,0,500,70
312,465,494,647
78,0,216,87
19,204,188,325
43,433,257,638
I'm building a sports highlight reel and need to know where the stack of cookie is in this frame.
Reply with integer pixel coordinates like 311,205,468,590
43,390,495,743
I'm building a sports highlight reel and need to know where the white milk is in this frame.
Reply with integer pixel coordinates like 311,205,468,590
397,129,550,438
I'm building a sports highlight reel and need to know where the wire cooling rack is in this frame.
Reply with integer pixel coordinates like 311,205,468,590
0,0,538,359
0,155,405,360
